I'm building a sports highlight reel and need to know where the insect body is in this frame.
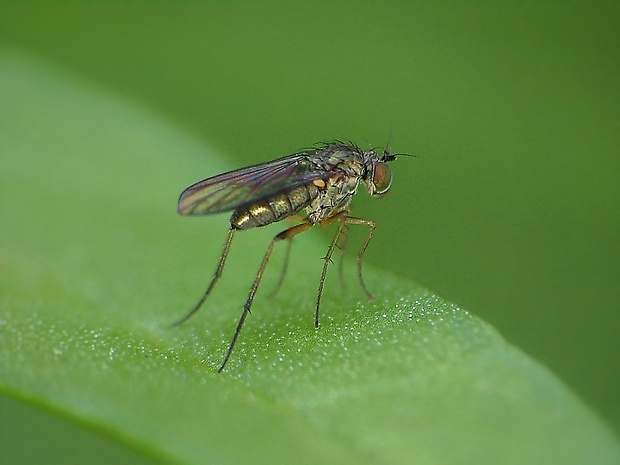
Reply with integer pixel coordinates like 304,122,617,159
175,141,401,372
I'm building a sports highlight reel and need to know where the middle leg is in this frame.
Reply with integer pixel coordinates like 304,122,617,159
218,220,313,372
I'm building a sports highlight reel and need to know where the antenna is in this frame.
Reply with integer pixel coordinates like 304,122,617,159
382,124,416,159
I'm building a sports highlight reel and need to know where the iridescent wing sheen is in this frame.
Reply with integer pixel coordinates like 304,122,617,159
178,154,329,215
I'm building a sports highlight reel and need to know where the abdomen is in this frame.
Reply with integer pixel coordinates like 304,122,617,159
231,183,320,230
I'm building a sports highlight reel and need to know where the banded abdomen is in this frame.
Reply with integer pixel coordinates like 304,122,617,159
231,182,320,230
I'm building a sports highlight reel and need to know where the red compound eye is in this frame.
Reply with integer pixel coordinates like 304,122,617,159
372,162,392,195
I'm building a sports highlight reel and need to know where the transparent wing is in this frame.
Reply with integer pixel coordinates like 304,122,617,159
178,154,328,215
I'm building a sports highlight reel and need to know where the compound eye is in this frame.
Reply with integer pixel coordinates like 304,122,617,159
372,162,392,196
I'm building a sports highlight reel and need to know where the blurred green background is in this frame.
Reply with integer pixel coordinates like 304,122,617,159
1,0,618,457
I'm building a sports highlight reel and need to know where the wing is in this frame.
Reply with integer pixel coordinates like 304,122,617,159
178,154,329,216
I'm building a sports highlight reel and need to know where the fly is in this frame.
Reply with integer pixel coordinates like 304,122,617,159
174,141,408,372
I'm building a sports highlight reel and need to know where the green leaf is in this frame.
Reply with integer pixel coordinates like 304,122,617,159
1,47,618,465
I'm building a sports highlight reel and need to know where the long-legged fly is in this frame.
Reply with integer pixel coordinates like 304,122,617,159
174,141,408,372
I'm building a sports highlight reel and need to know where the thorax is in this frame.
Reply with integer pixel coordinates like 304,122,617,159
306,157,364,223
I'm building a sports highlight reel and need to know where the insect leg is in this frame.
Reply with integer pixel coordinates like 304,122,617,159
267,214,303,299
267,237,293,300
219,220,313,372
344,216,376,300
336,224,349,290
315,213,348,328
172,227,236,327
